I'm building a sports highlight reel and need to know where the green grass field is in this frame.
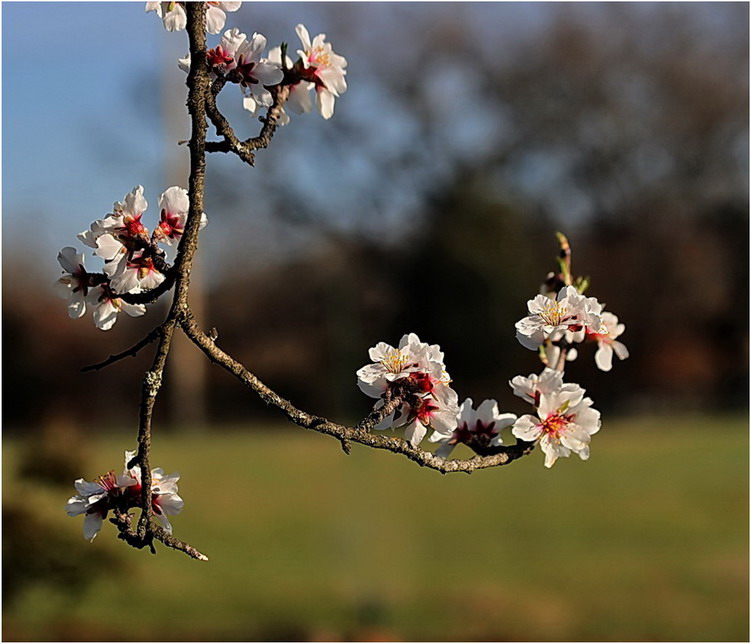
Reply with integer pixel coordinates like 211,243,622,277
3,415,748,641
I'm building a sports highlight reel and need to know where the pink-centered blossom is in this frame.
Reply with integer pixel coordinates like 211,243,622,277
182,29,283,116
510,367,583,407
154,186,207,246
390,372,460,447
266,46,314,125
512,385,601,468
123,450,184,534
358,333,458,446
295,24,347,119
66,451,185,540
357,333,445,399
83,186,150,263
105,250,165,294
430,398,516,458
65,468,136,541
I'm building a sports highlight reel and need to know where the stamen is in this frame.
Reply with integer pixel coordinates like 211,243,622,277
310,47,330,67
95,471,119,492
380,349,409,374
539,301,568,326
540,413,570,439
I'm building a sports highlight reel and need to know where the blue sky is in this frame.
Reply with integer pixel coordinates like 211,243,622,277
5,2,744,288
3,2,544,266
4,3,172,268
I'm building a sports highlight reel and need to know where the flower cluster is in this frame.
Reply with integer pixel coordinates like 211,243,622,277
178,23,347,122
55,185,206,330
357,333,460,447
510,368,601,467
66,450,183,541
515,285,629,372
356,237,628,468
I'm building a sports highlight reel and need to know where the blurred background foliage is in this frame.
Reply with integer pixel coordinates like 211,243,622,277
3,2,748,641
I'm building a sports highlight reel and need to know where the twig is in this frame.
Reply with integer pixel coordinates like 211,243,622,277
205,84,290,163
204,76,257,164
110,511,208,561
81,325,164,372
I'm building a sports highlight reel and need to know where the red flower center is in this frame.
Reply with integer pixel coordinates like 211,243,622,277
207,45,234,68
540,413,572,438
123,214,147,238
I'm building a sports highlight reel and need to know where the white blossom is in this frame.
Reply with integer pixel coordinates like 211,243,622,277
512,386,601,468
295,24,347,119
510,368,583,406
65,470,135,541
146,1,187,32
186,29,283,116
55,247,91,319
147,2,241,33
105,250,165,294
154,186,207,246
87,285,146,331
205,1,241,34
431,398,516,458
356,333,443,399
543,343,578,368
357,333,458,447
123,450,184,534
266,46,314,125
515,285,603,351
589,311,629,371
393,382,460,447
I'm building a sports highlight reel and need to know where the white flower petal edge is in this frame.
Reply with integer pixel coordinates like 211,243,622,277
56,247,89,319
147,2,240,33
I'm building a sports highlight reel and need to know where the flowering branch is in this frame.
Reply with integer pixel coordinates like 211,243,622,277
181,312,534,473
61,2,628,560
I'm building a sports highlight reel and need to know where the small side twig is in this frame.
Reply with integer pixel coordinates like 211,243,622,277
110,511,208,561
205,84,290,163
204,76,257,164
81,324,164,372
